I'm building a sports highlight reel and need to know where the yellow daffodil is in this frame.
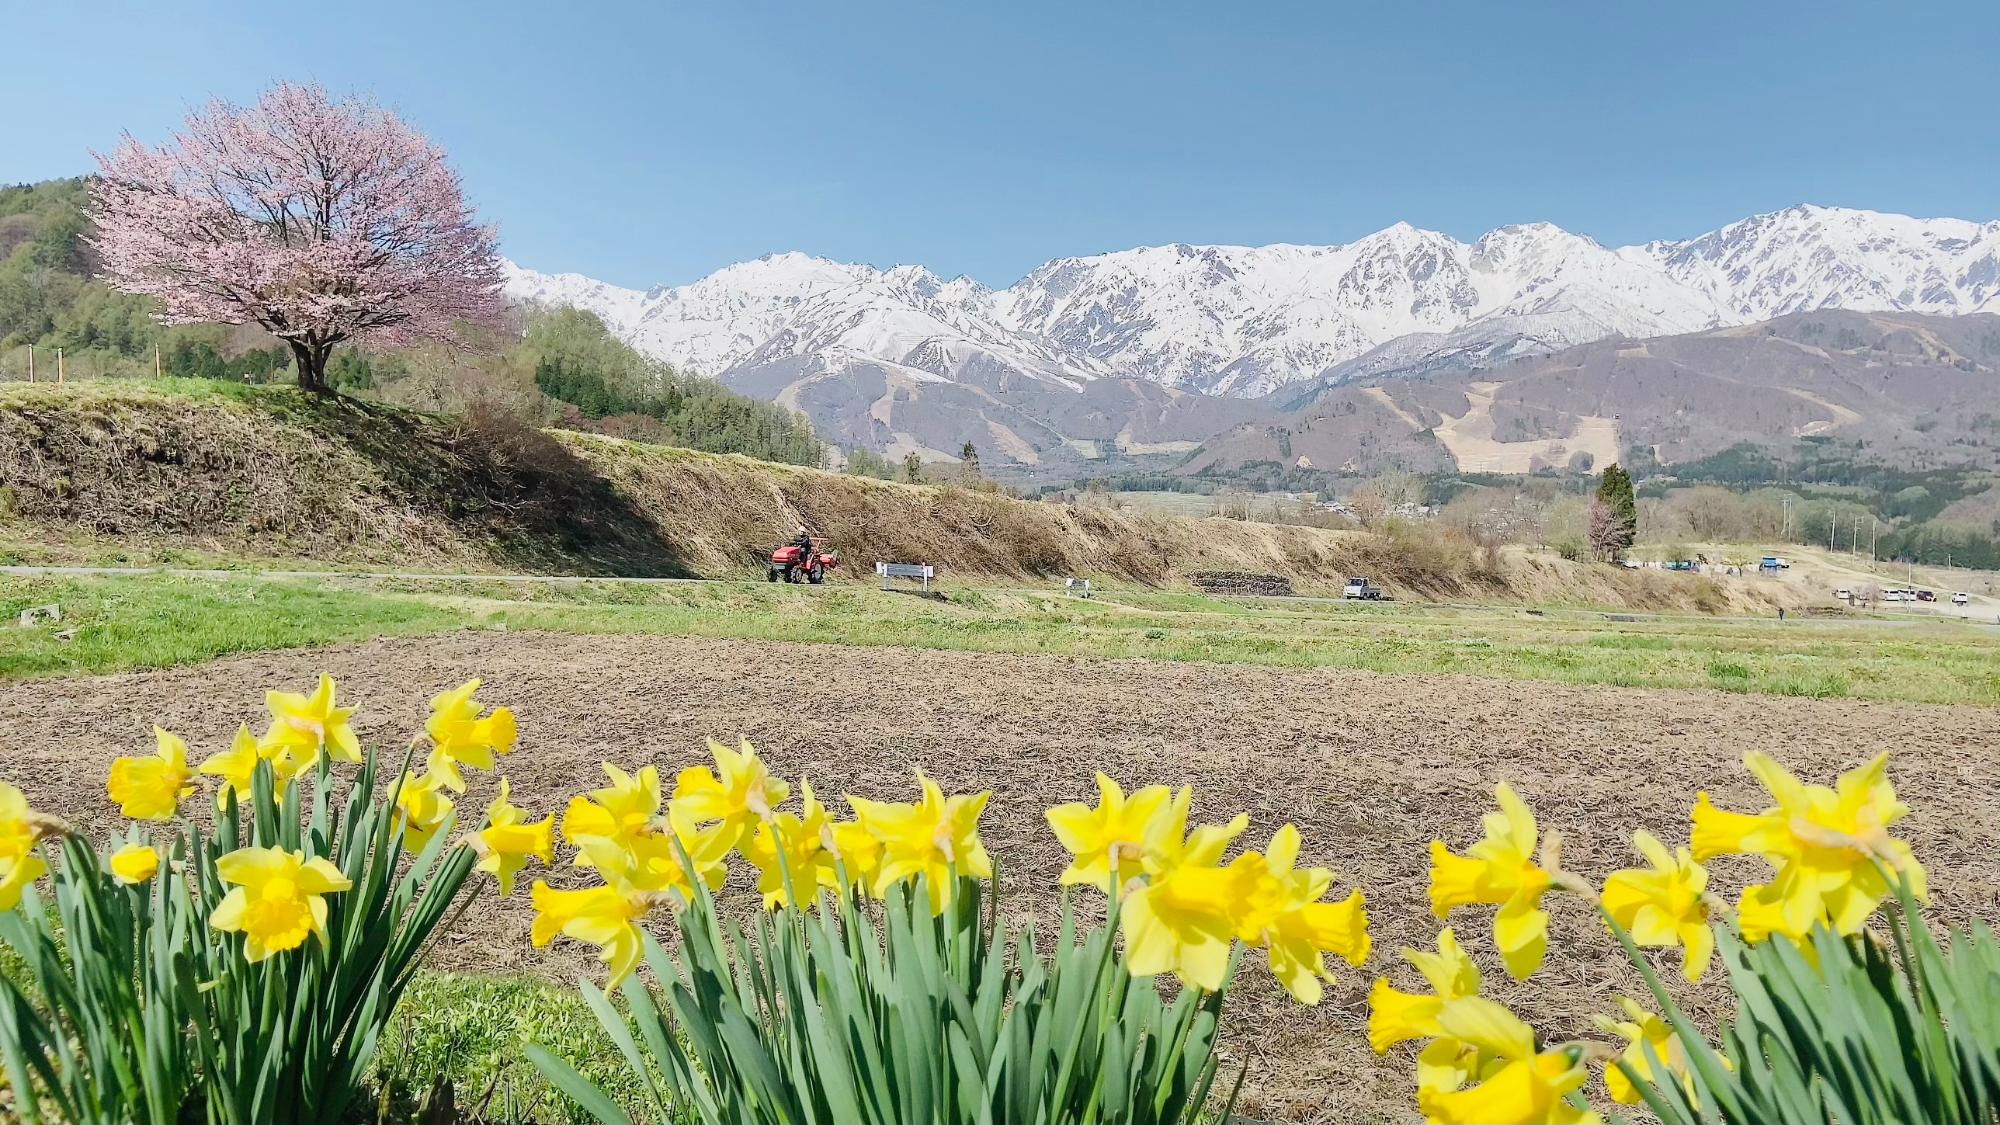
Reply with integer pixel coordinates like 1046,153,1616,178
1140,785,1249,878
0,782,56,911
563,758,733,900
1692,752,1925,940
740,782,840,907
1116,788,1251,992
1045,773,1174,892
1689,791,1787,861
1218,824,1371,1004
473,778,554,897
1601,830,1714,981
1429,783,1559,979
423,680,518,792
260,675,361,768
110,842,160,884
670,739,789,847
0,852,47,911
577,820,733,899
392,771,455,852
107,727,196,821
827,817,884,891
1735,882,1814,945
208,846,353,961
1421,1048,1600,1125
1121,859,1236,991
1369,929,1495,1099
199,725,304,811
1416,998,1601,1125
1368,927,1484,1054
1,781,36,861
848,774,992,914
1592,996,1718,1106
563,762,664,857
529,880,650,987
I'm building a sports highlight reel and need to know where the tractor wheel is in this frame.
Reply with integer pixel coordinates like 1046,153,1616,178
766,568,779,583
808,564,825,584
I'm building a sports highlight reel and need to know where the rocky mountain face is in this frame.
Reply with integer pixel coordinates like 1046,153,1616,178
1189,310,2000,478
504,206,2000,472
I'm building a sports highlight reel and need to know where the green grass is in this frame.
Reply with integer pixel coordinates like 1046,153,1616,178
0,574,464,677
2,941,634,1125
4,571,1997,704
375,971,644,1124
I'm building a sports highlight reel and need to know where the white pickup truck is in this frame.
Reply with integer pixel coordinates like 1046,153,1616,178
1953,592,1971,606
1343,576,1384,601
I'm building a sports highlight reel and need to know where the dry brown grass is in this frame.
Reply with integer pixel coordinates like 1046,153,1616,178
0,380,1792,613
0,381,692,576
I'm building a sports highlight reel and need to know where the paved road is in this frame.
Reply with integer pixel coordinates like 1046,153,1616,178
0,564,716,586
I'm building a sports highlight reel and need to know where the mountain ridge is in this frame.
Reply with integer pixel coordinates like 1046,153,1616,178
504,205,2000,471
1188,308,2000,480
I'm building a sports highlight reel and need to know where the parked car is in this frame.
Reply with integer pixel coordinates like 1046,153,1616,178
1834,588,1852,600
1343,576,1384,600
1916,589,1937,602
1953,591,1972,605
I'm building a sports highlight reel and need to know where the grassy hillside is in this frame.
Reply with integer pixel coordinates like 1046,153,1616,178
0,378,1786,609
0,178,827,469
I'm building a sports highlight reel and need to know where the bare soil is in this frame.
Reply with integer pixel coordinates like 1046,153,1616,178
5,632,1995,1122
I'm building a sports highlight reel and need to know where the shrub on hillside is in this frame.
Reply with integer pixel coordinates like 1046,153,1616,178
453,399,597,497
525,308,824,467
1376,519,1484,592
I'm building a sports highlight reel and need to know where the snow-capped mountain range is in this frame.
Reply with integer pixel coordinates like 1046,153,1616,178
505,205,2000,402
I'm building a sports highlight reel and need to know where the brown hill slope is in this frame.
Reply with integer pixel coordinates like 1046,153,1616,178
1192,310,2000,476
0,379,1779,611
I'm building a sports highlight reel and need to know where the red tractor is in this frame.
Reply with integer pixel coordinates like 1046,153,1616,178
768,538,838,584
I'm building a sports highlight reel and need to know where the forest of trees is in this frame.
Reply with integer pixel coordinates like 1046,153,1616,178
0,177,825,467
522,308,823,465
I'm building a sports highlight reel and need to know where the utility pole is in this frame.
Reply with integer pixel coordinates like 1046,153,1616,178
1828,508,1836,551
56,347,64,385
25,343,32,383
154,345,163,380
1870,517,1877,562
1850,514,1859,555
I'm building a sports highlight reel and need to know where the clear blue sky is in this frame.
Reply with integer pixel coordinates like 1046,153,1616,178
7,1,1996,289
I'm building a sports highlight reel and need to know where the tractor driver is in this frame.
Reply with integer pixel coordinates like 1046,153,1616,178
791,525,813,558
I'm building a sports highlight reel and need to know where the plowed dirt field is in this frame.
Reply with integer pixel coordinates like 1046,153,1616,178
6,631,1995,1121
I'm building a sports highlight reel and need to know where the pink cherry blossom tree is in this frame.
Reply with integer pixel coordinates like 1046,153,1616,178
90,83,505,393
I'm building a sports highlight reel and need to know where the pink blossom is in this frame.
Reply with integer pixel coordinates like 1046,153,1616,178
90,82,504,391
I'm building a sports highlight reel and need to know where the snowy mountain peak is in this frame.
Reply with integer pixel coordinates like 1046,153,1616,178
504,204,2000,401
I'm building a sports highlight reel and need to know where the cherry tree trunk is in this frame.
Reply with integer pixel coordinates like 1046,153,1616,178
289,341,332,394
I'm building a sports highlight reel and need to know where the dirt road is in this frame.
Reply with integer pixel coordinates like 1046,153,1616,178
5,632,1996,1121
